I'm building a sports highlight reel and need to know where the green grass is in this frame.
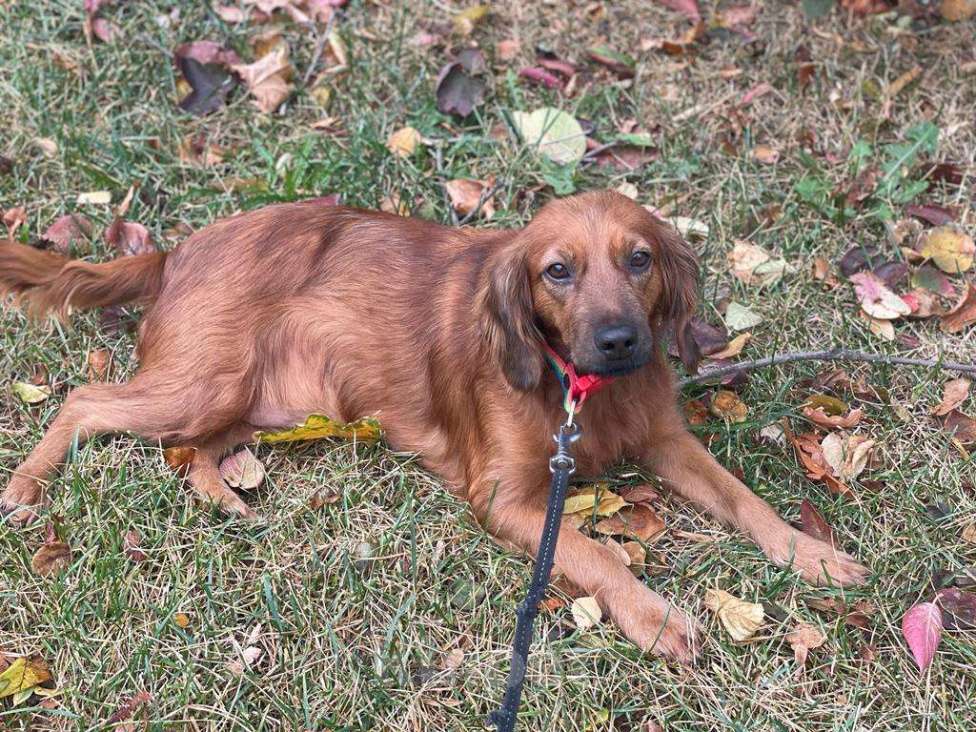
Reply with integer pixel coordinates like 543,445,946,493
2,1,975,730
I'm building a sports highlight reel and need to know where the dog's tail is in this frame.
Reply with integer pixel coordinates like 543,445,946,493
0,239,167,319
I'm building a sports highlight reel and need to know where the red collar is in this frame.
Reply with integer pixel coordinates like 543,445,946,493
543,344,615,413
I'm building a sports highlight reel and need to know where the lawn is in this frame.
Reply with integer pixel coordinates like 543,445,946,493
1,1,975,730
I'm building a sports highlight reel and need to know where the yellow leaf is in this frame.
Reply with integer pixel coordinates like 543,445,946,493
174,613,191,629
386,126,421,158
920,226,974,274
562,487,599,515
563,484,629,517
710,332,750,360
12,382,51,404
255,415,382,444
0,657,52,700
704,589,764,641
453,4,489,34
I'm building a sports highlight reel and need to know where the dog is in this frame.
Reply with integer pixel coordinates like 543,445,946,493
0,190,868,661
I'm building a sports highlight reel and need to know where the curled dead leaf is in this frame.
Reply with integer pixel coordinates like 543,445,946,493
802,406,863,430
704,588,764,641
219,447,265,491
786,622,826,667
386,126,422,158
444,178,495,219
941,283,976,333
820,432,875,481
931,378,970,417
570,596,602,630
594,504,665,542
710,390,748,423
163,446,196,476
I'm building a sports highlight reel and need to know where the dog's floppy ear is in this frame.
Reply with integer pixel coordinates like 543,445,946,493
653,222,701,373
478,238,544,391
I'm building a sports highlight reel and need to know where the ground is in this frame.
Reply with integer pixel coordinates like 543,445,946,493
1,1,975,730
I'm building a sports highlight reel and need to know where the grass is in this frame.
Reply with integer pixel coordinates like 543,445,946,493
1,1,975,730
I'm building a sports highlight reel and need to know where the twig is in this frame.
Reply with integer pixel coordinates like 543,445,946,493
301,12,337,87
678,348,976,387
457,181,502,226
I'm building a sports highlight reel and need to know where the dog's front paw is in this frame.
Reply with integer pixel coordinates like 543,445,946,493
774,531,869,588
0,475,47,526
613,587,698,664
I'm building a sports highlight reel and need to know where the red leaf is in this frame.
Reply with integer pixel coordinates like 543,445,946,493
906,203,958,227
655,0,701,22
519,66,563,89
901,602,942,671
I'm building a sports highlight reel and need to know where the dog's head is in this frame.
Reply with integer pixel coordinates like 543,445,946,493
480,191,699,391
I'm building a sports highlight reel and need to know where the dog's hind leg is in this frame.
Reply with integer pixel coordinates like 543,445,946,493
183,423,262,521
1,371,249,524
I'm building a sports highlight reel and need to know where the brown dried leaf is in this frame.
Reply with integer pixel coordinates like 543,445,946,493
231,44,294,113
942,410,976,445
42,214,94,253
710,390,748,423
31,542,72,576
802,406,863,430
219,448,265,491
594,504,665,542
87,349,111,381
786,622,826,667
386,126,421,158
124,530,147,562
941,283,976,333
105,219,155,257
444,178,495,219
799,498,837,545
932,378,971,417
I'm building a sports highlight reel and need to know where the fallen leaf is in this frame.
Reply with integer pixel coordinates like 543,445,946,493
41,214,93,253
935,588,976,630
76,190,112,205
219,448,265,491
441,647,464,671
724,301,763,331
906,203,958,227
386,126,421,158
710,390,748,423
728,240,787,287
511,108,586,166
3,206,26,235
453,3,489,35
806,597,876,628
12,382,51,404
604,537,633,566
215,5,246,22
920,226,974,274
912,264,956,298
435,52,486,117
614,182,639,200
683,398,709,425
173,612,191,629
962,523,976,544
821,432,874,481
176,56,237,116
86,349,111,382
91,17,119,43
163,446,196,476
838,245,883,277
685,317,730,356
226,645,263,676
656,0,701,22
563,484,629,518
105,219,154,257
704,589,764,641
850,271,911,320
0,657,52,701
255,414,381,443
444,178,495,219
31,542,72,576
785,424,851,496
931,379,970,417
594,504,665,542
178,133,225,167
942,410,976,445
802,406,863,430
902,288,944,319
571,596,602,630
805,394,848,416
496,39,520,61
107,691,152,724
618,484,660,505
124,530,147,562
752,144,779,165
941,283,976,333
587,45,635,78
519,66,563,89
33,137,58,157
621,541,646,568
231,44,294,113
786,622,826,667
799,498,837,545
309,488,341,509
902,602,942,671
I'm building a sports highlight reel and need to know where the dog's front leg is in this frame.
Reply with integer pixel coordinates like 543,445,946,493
642,429,868,587
474,479,697,663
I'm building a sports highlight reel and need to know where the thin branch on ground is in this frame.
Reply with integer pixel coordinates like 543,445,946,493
678,348,976,387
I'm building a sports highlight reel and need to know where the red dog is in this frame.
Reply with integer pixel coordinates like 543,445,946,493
0,191,867,660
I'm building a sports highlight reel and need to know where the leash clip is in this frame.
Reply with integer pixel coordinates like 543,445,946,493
549,422,581,474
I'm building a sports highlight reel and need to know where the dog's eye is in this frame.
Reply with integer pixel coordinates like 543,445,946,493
545,263,571,281
629,251,651,270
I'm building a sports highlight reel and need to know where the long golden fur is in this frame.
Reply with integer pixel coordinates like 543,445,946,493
0,191,867,660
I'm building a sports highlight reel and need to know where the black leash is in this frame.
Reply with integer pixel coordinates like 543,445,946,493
488,419,581,732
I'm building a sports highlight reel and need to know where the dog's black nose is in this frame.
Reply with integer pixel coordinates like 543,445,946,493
594,324,637,360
